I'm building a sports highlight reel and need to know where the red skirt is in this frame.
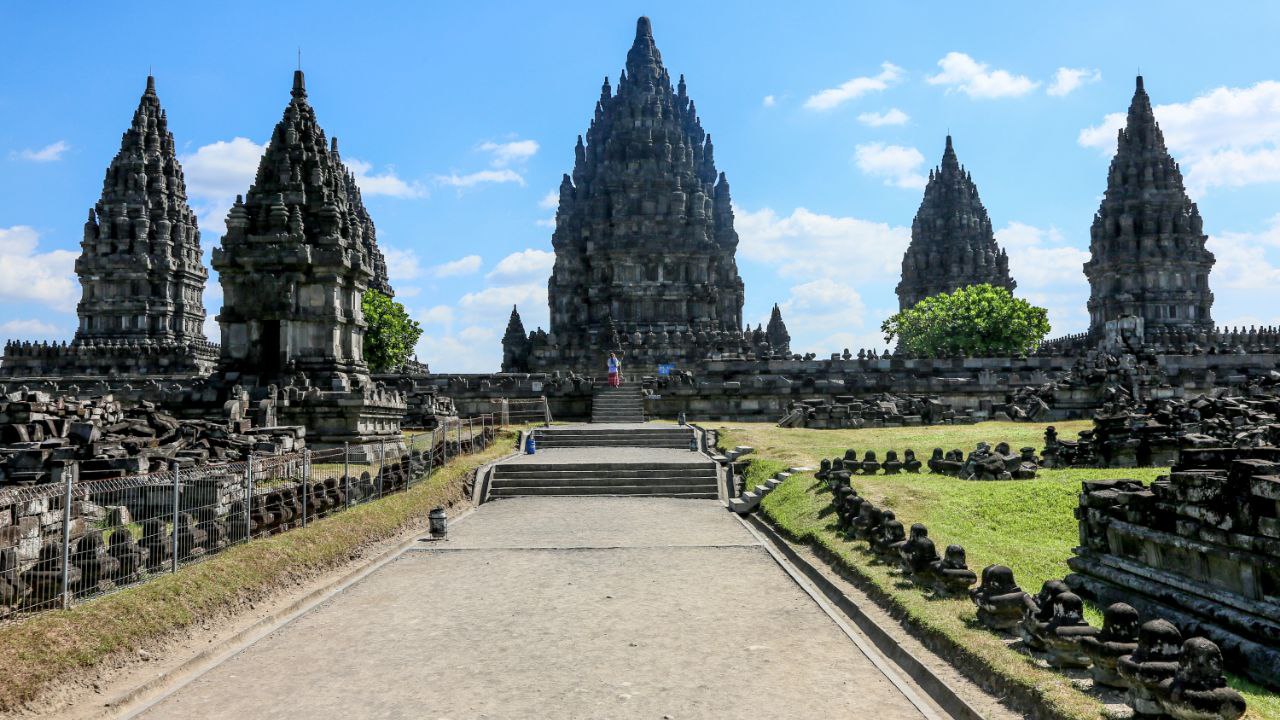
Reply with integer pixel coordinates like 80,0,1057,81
608,372,620,387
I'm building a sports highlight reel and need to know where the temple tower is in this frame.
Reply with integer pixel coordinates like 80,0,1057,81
501,305,528,372
766,304,791,355
213,70,376,389
1084,76,1215,336
896,136,1015,309
530,16,745,370
74,76,213,356
211,70,403,445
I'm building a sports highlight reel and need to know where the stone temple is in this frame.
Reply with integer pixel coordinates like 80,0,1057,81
1,76,217,377
210,70,404,445
1084,76,1215,338
896,135,1015,310
503,17,767,373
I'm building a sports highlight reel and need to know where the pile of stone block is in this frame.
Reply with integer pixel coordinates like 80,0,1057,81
778,393,968,429
1066,445,1280,687
1043,390,1280,469
0,390,305,487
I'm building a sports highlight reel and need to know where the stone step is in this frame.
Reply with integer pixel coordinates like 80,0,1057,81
497,461,713,472
493,469,716,481
491,475,715,488
489,485,718,498
535,441,691,449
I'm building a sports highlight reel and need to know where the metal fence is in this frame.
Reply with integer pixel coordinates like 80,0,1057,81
0,414,502,623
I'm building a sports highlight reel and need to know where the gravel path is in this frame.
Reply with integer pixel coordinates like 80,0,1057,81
137,497,933,719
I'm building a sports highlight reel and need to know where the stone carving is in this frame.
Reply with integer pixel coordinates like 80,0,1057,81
1040,591,1099,668
970,565,1027,631
896,135,1015,310
1078,602,1141,688
1018,579,1070,650
503,17,756,373
1162,638,1246,720
1,76,216,378
929,544,977,597
209,70,404,446
1084,76,1215,338
1117,619,1184,717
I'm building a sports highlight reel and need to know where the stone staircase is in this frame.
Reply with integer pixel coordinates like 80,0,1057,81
591,384,645,423
488,461,719,499
532,426,694,449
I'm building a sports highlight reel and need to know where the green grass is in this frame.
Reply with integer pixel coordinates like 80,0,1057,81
716,420,1278,720
0,430,518,713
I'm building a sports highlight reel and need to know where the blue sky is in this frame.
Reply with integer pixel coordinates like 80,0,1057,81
2,1,1279,371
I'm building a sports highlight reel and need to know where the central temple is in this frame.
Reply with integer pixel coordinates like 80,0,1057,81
503,17,754,373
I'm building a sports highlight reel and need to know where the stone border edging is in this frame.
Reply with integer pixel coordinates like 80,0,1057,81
98,505,481,719
742,512,984,720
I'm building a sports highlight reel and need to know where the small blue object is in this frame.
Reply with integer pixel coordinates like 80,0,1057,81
525,435,536,454
658,363,675,376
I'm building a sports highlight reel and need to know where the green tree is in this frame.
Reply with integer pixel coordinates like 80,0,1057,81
881,284,1050,357
362,290,423,372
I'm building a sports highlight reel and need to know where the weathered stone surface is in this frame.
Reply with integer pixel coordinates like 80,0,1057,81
503,17,762,373
897,135,1015,309
1084,76,1215,338
1,76,216,378
1068,445,1280,686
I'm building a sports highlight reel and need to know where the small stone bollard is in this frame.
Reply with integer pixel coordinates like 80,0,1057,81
428,507,448,540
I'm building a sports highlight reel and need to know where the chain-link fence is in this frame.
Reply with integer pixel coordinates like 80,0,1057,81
0,414,503,624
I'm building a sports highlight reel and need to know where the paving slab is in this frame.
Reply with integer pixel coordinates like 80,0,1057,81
137,497,931,720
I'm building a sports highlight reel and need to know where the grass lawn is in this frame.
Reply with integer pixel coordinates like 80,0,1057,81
716,420,1279,720
0,429,518,713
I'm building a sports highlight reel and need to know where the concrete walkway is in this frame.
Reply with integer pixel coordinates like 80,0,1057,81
137,497,935,719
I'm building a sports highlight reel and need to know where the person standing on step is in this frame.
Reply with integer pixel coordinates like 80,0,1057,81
607,352,621,388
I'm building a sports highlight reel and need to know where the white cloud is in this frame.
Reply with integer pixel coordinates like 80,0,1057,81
538,190,559,210
762,95,776,108
1078,80,1280,194
996,222,1092,286
0,319,63,338
435,169,526,189
1047,67,1101,97
857,108,910,127
1207,215,1280,291
458,283,546,315
927,52,1039,99
854,143,927,189
804,62,904,111
0,226,78,312
12,140,70,163
487,249,555,280
431,255,483,278
736,205,910,281
417,305,454,327
180,137,266,234
383,246,425,282
342,158,427,198
479,139,539,167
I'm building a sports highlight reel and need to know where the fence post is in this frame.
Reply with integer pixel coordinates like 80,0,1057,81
246,453,256,539
378,438,386,498
343,442,351,509
542,395,551,427
57,461,76,609
170,461,180,574
301,449,310,527
427,442,433,485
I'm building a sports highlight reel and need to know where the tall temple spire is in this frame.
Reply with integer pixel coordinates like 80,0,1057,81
74,74,211,352
1084,75,1215,336
212,69,376,385
330,135,393,297
500,305,529,372
896,135,1015,310
527,16,745,371
766,304,791,355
